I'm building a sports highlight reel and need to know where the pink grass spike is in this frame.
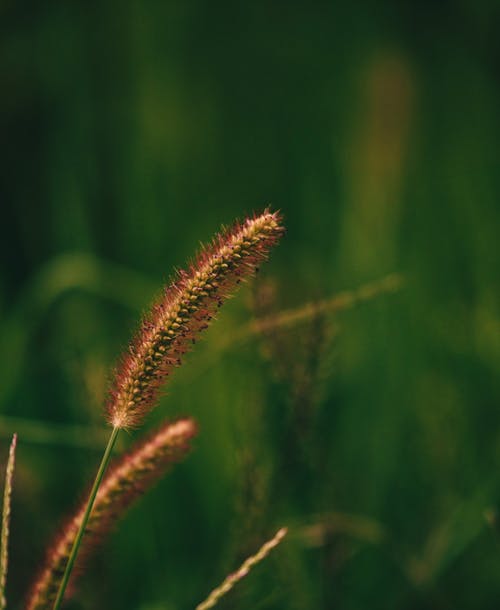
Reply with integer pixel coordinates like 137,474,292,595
107,210,284,429
26,418,197,610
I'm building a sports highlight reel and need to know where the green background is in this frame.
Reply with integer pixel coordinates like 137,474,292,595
1,2,500,609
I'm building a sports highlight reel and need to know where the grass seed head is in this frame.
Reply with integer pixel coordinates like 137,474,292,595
26,418,198,610
107,210,284,429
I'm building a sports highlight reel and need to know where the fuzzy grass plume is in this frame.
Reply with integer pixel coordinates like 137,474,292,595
108,210,284,430
51,210,283,609
27,418,197,610
0,434,17,610
196,527,288,610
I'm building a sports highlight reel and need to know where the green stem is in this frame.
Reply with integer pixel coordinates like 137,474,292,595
52,426,120,610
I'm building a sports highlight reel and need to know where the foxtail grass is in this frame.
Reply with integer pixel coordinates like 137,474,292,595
108,209,283,430
0,434,17,610
51,210,284,609
28,418,197,610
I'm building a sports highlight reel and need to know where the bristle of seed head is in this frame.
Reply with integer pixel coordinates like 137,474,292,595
26,418,198,610
107,210,284,429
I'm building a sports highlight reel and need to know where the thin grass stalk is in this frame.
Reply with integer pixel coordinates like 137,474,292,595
196,527,288,610
0,434,17,610
52,426,119,610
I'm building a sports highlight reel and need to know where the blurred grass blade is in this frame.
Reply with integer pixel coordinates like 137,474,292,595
196,527,287,610
0,416,110,450
244,273,403,337
0,434,17,610
0,253,158,411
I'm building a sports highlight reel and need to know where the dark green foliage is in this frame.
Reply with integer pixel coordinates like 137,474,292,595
1,2,500,608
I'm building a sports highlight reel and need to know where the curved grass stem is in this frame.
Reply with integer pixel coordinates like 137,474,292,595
52,426,120,610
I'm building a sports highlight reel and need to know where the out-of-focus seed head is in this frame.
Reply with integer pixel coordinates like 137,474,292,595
26,418,198,610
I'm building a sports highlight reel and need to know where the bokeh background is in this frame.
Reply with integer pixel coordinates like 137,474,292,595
2,2,500,609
